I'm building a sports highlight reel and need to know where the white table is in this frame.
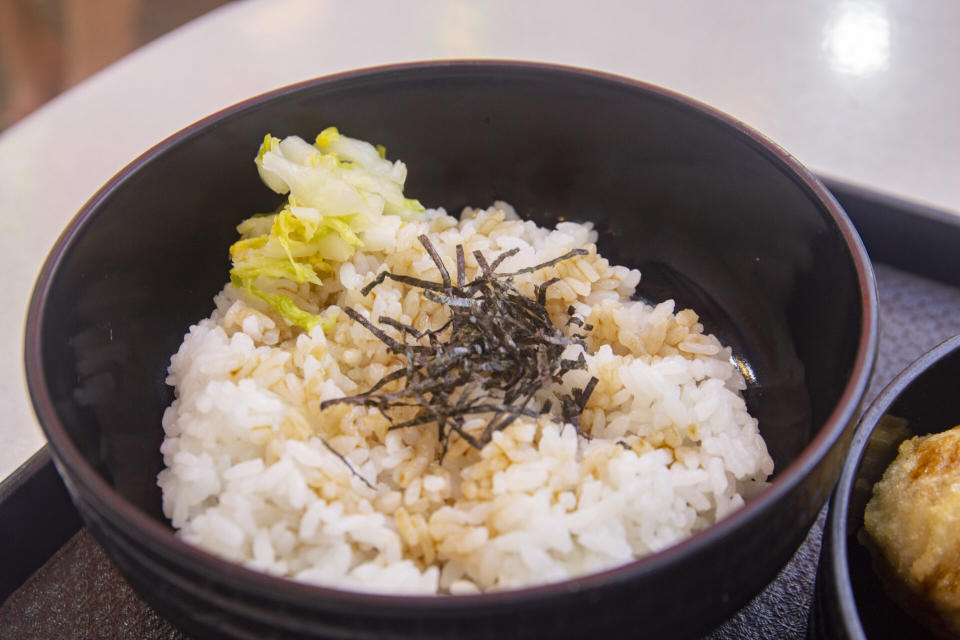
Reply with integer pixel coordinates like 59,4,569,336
2,0,958,480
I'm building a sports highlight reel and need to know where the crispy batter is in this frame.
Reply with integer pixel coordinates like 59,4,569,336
865,425,960,636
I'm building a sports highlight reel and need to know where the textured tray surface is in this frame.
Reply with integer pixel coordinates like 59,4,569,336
3,263,959,639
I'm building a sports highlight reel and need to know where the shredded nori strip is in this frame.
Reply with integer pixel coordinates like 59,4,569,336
320,439,375,490
321,235,598,458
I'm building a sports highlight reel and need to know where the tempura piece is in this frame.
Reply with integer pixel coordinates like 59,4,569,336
865,424,960,637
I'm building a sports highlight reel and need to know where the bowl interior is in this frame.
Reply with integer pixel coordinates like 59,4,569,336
33,64,867,565
841,337,960,639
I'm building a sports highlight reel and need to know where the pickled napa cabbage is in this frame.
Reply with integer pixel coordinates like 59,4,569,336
229,128,424,332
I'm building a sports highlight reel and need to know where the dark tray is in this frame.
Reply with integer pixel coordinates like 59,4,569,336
3,179,960,639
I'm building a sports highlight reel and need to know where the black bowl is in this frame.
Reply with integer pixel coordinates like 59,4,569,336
811,334,960,640
25,61,877,639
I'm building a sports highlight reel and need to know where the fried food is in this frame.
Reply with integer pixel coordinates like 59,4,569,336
865,425,960,636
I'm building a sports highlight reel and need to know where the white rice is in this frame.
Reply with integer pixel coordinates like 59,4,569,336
158,202,773,594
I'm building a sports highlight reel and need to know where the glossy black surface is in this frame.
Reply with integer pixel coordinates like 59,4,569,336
821,177,960,289
25,61,877,639
812,335,960,640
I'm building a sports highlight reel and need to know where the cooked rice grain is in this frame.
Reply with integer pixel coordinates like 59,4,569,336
158,203,773,594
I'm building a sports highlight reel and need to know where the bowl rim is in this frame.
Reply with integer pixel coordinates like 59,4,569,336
824,333,960,639
24,59,879,611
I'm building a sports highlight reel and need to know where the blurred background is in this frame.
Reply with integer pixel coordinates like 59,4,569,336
0,0,231,130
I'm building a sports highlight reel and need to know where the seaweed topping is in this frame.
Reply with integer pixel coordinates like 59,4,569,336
321,235,599,459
